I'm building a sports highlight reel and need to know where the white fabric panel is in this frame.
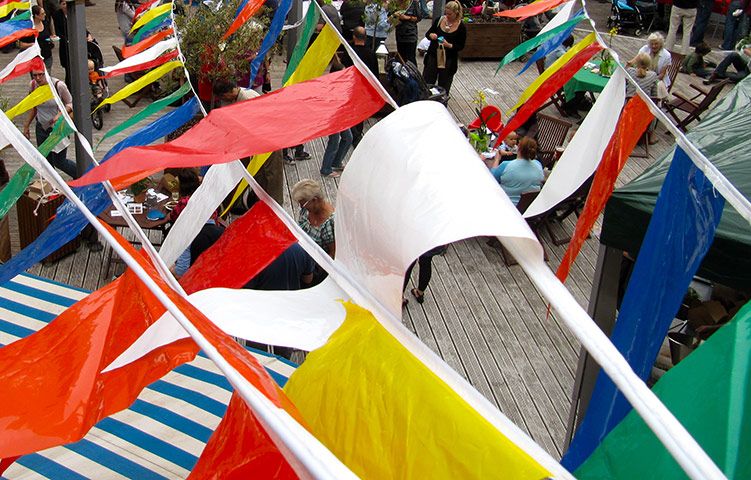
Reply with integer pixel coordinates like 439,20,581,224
539,0,576,36
524,68,625,218
100,38,178,73
103,278,349,372
158,161,245,266
0,43,40,81
335,101,542,319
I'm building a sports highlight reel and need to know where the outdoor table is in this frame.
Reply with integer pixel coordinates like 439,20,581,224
98,196,172,276
563,61,612,103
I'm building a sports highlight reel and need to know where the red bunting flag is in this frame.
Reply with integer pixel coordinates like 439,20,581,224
121,28,174,58
188,392,298,480
223,0,267,40
70,67,385,188
181,201,297,294
556,95,654,283
98,49,179,79
495,42,602,144
0,56,43,86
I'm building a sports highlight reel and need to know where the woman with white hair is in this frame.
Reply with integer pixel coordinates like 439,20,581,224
291,179,336,259
627,33,673,90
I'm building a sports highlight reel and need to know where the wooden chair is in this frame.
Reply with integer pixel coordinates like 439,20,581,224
664,79,729,131
501,191,549,266
665,50,685,95
535,113,572,168
536,59,569,117
544,174,594,245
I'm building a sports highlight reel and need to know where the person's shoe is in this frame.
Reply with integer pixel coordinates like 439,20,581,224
283,155,296,165
87,241,103,252
703,74,719,85
332,164,346,171
294,151,311,160
322,171,340,178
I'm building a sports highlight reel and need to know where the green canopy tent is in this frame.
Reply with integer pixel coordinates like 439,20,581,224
564,76,751,448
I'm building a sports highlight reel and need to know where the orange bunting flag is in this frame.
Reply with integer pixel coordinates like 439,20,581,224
121,28,174,58
495,0,571,19
223,0,267,40
555,95,654,283
188,392,298,480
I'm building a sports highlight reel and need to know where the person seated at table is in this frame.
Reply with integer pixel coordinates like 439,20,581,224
681,42,716,78
490,136,544,206
497,131,519,160
545,34,574,69
627,33,672,92
626,53,661,144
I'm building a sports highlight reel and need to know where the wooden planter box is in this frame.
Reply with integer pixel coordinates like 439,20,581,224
460,21,522,59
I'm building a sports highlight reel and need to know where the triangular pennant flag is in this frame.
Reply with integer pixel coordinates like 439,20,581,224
5,84,51,120
121,28,174,58
518,21,580,75
494,0,570,19
93,60,182,112
133,0,160,20
282,3,319,84
100,37,178,77
0,163,34,220
133,17,171,44
248,0,294,83
130,2,172,33
71,67,384,188
563,148,725,470
496,14,585,72
284,23,340,87
223,0,266,40
220,151,272,217
0,44,44,85
97,82,192,148
555,95,654,283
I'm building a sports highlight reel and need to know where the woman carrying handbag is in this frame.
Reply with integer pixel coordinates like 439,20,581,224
422,1,466,95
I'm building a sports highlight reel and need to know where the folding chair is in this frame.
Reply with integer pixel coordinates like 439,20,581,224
536,59,569,117
535,113,572,168
664,79,729,131
665,50,685,95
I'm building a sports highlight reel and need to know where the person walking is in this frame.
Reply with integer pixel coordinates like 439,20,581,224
423,1,466,95
665,0,698,55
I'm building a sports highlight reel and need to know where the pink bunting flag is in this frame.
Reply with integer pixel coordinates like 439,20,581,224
70,67,385,188
556,96,654,283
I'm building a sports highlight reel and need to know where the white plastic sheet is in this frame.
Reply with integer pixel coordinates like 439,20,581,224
100,37,178,73
0,42,39,81
524,68,625,218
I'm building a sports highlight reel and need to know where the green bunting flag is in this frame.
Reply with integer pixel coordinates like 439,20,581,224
0,164,35,220
38,116,74,157
96,82,191,149
282,4,320,85
575,300,751,479
495,15,586,73
132,12,170,44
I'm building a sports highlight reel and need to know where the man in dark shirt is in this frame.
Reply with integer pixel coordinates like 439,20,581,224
342,26,380,76
245,243,315,291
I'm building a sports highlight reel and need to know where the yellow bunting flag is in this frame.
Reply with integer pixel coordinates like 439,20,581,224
130,2,172,33
94,60,182,112
5,84,52,120
284,302,553,479
284,24,340,87
0,2,30,18
508,32,597,115
220,152,272,216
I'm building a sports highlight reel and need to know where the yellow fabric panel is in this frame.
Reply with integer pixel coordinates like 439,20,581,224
283,24,340,87
0,3,30,18
130,2,172,33
284,302,553,480
508,32,597,115
94,61,182,112
220,152,272,217
6,84,51,120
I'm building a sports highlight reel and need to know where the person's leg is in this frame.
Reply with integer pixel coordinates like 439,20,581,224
294,143,309,160
691,0,713,45
320,132,341,175
44,56,53,70
438,70,454,94
415,245,445,292
36,122,78,179
713,52,740,77
422,54,438,85
332,128,353,169
403,260,417,292
721,1,744,49
681,9,697,55
397,41,417,65
665,7,682,52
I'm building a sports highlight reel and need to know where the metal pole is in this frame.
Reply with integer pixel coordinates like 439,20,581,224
66,0,92,178
285,0,303,63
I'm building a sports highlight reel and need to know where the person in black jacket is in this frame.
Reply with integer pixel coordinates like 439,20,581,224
423,1,466,94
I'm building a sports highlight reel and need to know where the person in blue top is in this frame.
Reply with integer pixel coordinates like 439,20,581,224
490,136,544,205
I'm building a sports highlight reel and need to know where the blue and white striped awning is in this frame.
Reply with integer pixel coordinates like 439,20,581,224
0,273,296,480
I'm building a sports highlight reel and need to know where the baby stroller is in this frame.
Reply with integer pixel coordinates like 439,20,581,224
607,0,657,36
385,55,449,106
87,31,110,129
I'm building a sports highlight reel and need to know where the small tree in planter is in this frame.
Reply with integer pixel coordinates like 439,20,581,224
174,0,269,110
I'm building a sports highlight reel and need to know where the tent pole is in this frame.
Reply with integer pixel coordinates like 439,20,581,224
563,243,622,452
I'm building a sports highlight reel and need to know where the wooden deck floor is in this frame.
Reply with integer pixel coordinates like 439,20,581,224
0,2,730,461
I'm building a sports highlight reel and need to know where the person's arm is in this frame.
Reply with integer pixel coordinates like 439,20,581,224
173,245,191,279
426,16,440,40
23,108,35,139
444,24,467,51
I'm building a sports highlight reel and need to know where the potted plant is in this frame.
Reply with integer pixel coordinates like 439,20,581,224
468,90,498,153
129,178,151,204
